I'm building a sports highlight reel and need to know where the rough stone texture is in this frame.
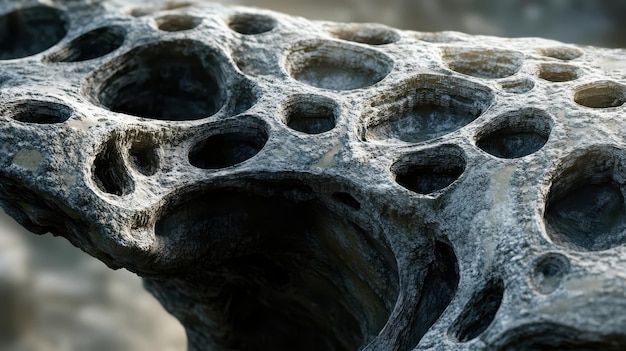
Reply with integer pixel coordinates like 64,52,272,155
1,1,626,350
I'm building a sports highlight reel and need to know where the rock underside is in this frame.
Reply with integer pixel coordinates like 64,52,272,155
1,0,626,350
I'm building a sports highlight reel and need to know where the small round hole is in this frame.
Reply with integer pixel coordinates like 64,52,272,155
574,81,626,108
537,46,583,61
228,13,276,35
6,100,72,124
282,95,337,134
531,253,570,294
499,78,534,94
156,14,200,32
329,24,399,45
442,47,524,79
538,63,580,82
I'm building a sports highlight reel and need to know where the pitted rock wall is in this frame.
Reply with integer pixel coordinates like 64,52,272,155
1,0,626,350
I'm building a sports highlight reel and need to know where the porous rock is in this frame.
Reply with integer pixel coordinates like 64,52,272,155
1,0,626,350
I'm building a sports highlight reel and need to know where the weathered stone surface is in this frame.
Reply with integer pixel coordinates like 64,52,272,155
1,0,626,350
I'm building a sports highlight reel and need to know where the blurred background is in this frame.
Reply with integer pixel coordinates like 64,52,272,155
1,1,625,351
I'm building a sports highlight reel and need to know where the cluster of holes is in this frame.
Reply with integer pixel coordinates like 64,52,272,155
46,26,125,63
328,23,400,46
188,118,268,169
544,147,626,251
574,81,626,108
476,108,552,159
285,39,392,90
87,40,226,121
228,13,276,35
281,94,338,134
153,180,400,351
155,14,200,32
0,6,68,60
365,74,494,144
392,145,466,195
4,100,72,124
441,47,524,79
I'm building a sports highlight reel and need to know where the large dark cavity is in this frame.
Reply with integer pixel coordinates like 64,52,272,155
476,108,552,159
407,241,459,348
544,148,626,251
93,137,134,196
154,181,399,350
46,25,125,62
189,120,268,169
0,6,67,60
91,40,225,120
450,278,504,342
393,145,466,195
285,40,392,90
365,74,494,143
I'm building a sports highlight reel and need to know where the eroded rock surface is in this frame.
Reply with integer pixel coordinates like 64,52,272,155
1,1,626,350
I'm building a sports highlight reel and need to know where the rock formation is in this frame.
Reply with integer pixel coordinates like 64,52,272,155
1,0,626,350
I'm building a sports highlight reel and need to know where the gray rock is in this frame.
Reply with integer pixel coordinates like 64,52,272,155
1,0,626,350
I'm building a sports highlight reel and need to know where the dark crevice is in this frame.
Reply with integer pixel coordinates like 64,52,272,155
393,146,466,195
450,278,504,342
93,138,134,196
156,15,200,32
331,192,361,210
129,139,159,176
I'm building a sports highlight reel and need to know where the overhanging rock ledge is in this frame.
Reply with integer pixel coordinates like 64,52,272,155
1,1,626,350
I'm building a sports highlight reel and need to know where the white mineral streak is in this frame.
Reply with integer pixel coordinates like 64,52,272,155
0,0,626,350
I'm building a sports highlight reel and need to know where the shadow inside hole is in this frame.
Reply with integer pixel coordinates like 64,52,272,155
544,148,626,251
331,192,361,210
129,140,159,176
476,108,552,159
531,253,570,295
574,81,626,108
46,25,125,62
228,13,276,35
406,241,459,349
0,6,68,60
156,15,200,32
92,138,134,196
8,100,71,124
442,47,523,79
449,278,504,342
285,40,392,90
283,95,337,134
537,46,583,61
189,123,268,169
393,145,466,195
92,40,225,120
538,63,580,82
329,24,400,45
499,78,534,94
366,75,494,144
154,181,399,351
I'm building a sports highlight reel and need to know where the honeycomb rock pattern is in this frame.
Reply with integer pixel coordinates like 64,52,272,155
1,1,626,350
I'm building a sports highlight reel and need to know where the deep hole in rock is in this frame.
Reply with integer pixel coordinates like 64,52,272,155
46,25,125,62
393,145,466,195
93,137,134,196
500,78,534,94
189,121,268,169
283,95,337,134
544,148,626,251
538,63,580,82
442,47,523,79
329,24,400,45
365,75,494,143
407,240,459,348
574,81,626,108
331,192,361,210
476,108,552,159
531,253,570,295
285,40,392,90
154,180,399,351
537,46,583,61
450,278,504,342
129,138,159,176
91,40,225,120
129,2,193,17
0,6,67,60
497,323,626,351
228,13,276,35
156,14,200,32
8,100,72,124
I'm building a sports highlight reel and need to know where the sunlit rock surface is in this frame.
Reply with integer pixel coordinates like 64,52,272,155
1,0,626,350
